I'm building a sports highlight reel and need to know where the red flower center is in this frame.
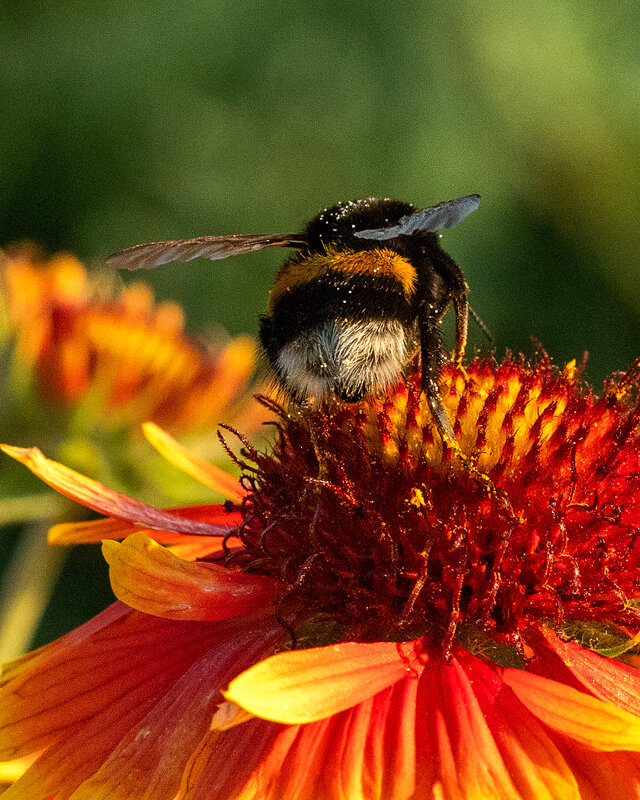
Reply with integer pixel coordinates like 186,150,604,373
225,355,640,658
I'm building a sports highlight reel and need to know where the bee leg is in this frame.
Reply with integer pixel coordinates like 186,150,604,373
431,250,470,368
418,312,456,445
420,309,507,506
420,315,502,506
453,290,469,369
304,410,329,482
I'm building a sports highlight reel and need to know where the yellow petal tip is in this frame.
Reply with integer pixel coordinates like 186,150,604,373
0,444,35,462
141,421,160,437
100,538,122,560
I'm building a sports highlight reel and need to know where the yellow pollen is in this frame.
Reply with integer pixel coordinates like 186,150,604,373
409,487,426,508
563,359,577,381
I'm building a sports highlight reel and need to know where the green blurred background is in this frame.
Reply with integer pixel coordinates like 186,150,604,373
2,0,640,646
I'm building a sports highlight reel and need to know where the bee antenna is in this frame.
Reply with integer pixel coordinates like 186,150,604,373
469,304,494,346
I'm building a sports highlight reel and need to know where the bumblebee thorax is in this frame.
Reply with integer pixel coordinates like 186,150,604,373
305,198,415,252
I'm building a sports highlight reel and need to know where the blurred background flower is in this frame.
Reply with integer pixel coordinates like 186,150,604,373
0,245,263,659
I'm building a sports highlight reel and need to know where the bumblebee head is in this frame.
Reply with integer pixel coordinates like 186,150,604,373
305,198,415,253
305,195,480,254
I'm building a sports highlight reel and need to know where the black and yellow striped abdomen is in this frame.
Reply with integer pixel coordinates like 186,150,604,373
260,245,420,402
268,245,417,314
265,246,417,347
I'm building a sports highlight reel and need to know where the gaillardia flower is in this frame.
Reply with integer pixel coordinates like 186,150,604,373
1,244,257,435
3,354,640,799
0,245,264,666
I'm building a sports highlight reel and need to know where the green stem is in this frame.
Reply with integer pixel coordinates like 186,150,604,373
0,520,67,662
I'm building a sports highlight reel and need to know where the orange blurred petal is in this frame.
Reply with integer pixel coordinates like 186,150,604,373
203,336,257,414
46,253,87,303
142,422,245,501
45,336,91,402
153,299,185,333
119,281,156,317
224,641,415,724
102,532,276,620
503,667,640,751
171,336,258,429
0,445,227,536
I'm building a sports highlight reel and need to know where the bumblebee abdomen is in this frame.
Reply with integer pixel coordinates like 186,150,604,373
265,248,416,348
260,244,420,403
265,317,416,403
268,246,417,315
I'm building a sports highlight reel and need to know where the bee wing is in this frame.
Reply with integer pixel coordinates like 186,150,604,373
107,233,307,271
354,194,481,241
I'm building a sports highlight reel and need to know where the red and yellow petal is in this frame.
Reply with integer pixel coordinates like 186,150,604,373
52,624,280,800
0,602,131,685
1,613,281,800
549,735,640,800
0,445,227,537
181,675,421,800
102,532,276,621
142,422,245,501
502,667,640,751
168,538,238,561
414,650,579,800
48,504,241,560
532,627,640,717
0,609,217,763
0,753,40,787
224,641,416,724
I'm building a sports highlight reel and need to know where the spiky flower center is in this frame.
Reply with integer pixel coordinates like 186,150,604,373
226,356,640,656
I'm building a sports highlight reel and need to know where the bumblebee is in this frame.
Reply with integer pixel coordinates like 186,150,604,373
108,194,480,442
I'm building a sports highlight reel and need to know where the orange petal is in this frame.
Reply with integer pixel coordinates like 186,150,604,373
1,445,227,536
534,627,640,717
550,734,640,800
0,753,40,785
169,538,242,561
60,622,280,800
182,675,420,800
414,650,578,800
48,504,241,546
503,667,640,751
142,422,245,501
1,612,279,800
224,641,415,724
179,719,298,800
0,602,131,686
102,532,276,620
456,652,578,799
0,609,217,763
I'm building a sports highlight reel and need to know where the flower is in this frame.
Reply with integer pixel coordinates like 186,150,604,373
3,354,640,798
1,244,258,435
0,244,264,666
